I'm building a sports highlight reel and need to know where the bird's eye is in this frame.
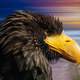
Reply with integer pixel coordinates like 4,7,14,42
65,40,70,42
44,32,48,36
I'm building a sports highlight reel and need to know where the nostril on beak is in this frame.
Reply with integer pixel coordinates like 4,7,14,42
65,40,70,42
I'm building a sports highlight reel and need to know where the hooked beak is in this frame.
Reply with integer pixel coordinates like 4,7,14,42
44,33,80,64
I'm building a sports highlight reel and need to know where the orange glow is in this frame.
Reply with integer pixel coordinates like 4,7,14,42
64,21,80,24
55,16,80,25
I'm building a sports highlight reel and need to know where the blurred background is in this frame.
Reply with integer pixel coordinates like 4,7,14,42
0,0,80,80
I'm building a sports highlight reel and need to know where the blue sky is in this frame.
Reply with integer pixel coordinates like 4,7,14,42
0,0,37,20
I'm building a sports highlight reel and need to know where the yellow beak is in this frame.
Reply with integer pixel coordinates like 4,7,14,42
44,33,80,64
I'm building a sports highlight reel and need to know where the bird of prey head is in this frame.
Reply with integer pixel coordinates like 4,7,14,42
0,10,80,80
28,11,80,64
1,10,80,63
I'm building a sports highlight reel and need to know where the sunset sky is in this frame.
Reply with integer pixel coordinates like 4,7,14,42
0,0,80,28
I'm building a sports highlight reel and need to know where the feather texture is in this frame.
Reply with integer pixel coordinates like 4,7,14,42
0,10,63,80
